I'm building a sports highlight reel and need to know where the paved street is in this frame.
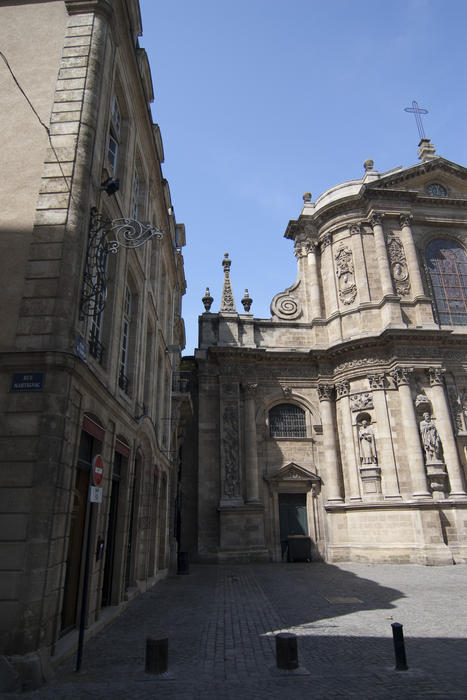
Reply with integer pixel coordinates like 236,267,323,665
8,561,467,699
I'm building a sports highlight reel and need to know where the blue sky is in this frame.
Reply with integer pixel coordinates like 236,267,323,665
139,0,467,354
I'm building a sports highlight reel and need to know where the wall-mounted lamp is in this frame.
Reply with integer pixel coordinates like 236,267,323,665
101,177,120,196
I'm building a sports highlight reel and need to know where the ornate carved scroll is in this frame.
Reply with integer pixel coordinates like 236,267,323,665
270,279,302,320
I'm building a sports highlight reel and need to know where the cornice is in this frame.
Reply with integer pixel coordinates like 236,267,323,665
199,327,465,370
65,0,113,21
325,499,467,513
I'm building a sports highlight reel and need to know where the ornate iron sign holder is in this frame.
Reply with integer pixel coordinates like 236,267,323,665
80,207,164,318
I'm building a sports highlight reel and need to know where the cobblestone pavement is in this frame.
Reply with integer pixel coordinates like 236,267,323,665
8,561,467,699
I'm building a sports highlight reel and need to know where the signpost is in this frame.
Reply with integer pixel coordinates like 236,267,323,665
76,455,105,672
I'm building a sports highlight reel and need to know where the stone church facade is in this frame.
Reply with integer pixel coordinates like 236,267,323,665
192,140,467,567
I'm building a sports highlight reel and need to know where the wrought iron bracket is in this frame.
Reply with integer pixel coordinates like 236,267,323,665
80,207,164,318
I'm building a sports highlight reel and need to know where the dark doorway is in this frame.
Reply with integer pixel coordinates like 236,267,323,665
279,492,308,558
102,452,121,606
61,430,95,632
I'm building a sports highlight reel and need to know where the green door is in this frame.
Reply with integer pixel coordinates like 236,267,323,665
279,493,308,555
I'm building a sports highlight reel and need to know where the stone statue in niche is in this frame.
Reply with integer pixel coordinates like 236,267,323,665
358,418,377,465
335,247,357,305
419,412,443,464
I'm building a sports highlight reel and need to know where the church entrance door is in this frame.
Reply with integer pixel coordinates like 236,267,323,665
278,492,308,557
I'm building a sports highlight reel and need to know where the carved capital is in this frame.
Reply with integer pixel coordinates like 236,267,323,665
427,367,445,387
368,373,385,390
243,383,258,396
399,213,413,229
370,212,384,229
320,233,332,251
336,380,350,399
350,223,362,236
294,237,313,259
318,383,334,401
390,366,413,387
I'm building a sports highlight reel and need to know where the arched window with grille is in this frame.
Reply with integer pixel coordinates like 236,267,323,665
269,403,306,438
425,238,467,325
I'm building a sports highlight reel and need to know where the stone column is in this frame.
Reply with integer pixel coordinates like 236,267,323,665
390,367,430,498
307,242,323,319
368,373,401,499
399,214,425,298
336,380,361,501
318,384,343,503
243,383,260,503
320,234,339,315
294,232,312,320
370,213,394,297
428,368,467,498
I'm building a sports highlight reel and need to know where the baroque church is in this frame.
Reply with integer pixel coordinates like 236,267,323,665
187,138,467,566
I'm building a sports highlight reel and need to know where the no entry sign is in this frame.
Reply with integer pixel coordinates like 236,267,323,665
92,454,104,487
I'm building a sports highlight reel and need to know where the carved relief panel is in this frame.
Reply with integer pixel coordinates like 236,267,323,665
387,236,411,296
350,392,374,412
335,246,357,305
219,382,242,501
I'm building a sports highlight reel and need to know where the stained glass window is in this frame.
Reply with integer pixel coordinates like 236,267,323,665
269,404,306,438
425,239,467,325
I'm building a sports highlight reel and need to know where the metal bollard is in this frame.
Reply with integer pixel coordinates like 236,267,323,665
275,632,299,670
391,622,408,671
145,636,168,674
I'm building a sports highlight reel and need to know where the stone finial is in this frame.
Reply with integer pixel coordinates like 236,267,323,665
220,253,236,312
302,192,312,203
418,138,437,162
202,287,213,312
241,289,252,312
363,158,374,172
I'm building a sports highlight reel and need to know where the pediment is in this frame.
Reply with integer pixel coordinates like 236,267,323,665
265,462,320,484
366,157,467,199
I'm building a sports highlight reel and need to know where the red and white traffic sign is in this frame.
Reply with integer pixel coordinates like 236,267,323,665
92,454,104,487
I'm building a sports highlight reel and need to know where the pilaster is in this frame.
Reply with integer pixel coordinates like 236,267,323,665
318,383,343,503
390,367,430,498
428,368,467,499
368,373,401,499
370,212,402,326
219,380,242,506
336,380,361,502
243,383,260,503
